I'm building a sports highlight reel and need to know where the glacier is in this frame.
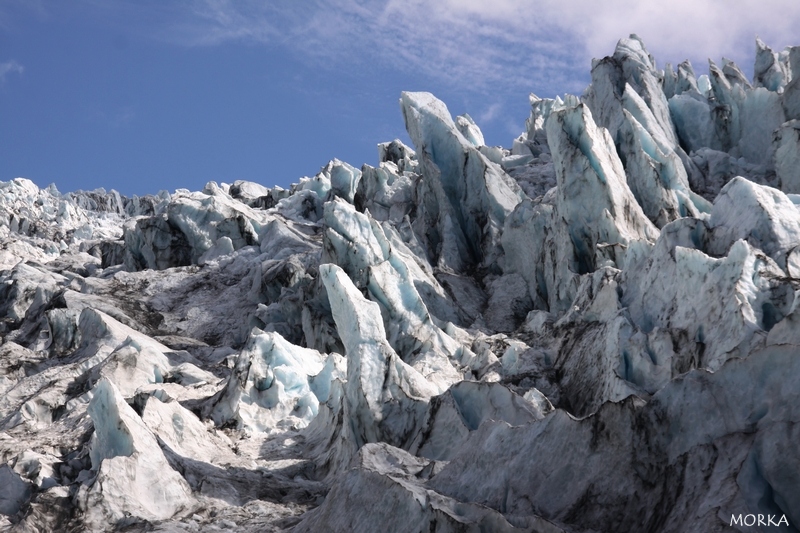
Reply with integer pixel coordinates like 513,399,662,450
1,34,800,532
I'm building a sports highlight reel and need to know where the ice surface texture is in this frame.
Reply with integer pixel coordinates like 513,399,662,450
1,34,800,532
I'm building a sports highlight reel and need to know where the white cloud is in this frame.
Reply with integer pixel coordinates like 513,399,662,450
478,103,503,124
162,1,800,95
539,0,800,73
163,1,585,95
0,60,23,82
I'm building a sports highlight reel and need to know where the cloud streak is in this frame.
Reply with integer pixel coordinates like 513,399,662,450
160,0,800,98
0,60,23,83
160,0,583,96
478,103,503,124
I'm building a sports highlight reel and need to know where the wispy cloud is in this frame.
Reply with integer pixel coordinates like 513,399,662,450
0,60,23,83
159,0,800,95
478,103,503,124
543,0,800,74
158,0,584,96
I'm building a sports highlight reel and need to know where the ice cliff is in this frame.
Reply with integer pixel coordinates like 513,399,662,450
1,35,800,532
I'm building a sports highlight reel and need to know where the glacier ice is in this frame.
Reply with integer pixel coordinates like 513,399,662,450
427,345,800,532
207,328,341,432
295,442,565,533
81,378,193,528
775,120,800,192
318,263,436,447
1,33,800,532
400,91,524,272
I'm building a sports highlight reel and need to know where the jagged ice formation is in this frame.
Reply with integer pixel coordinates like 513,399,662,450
1,35,800,532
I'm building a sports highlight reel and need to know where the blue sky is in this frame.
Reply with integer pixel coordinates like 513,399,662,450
2,1,799,196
